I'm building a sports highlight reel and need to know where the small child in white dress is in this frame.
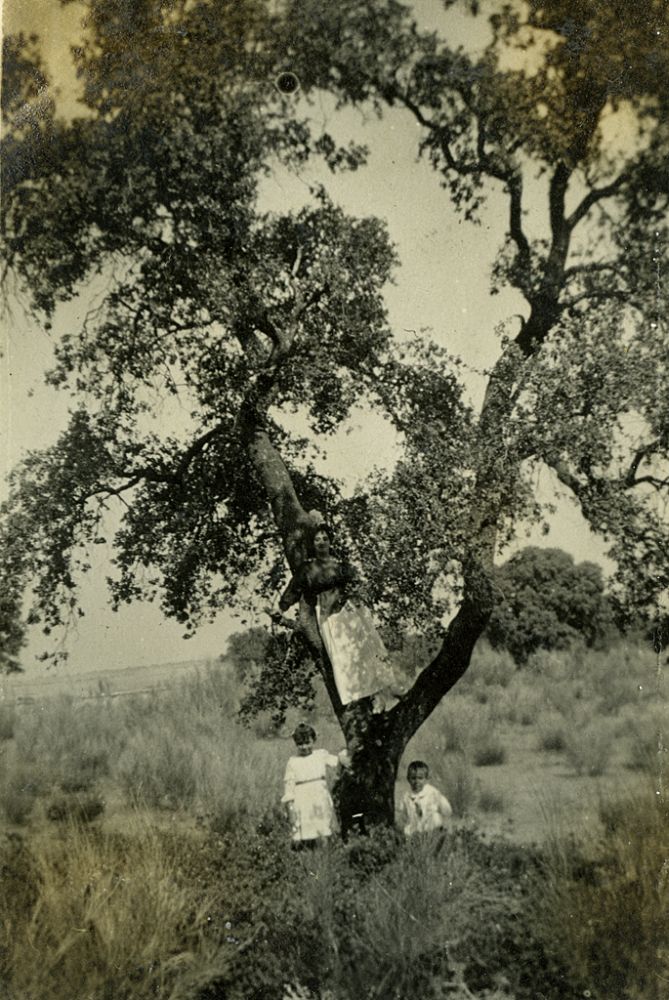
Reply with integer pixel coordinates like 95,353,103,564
399,760,453,837
282,723,346,847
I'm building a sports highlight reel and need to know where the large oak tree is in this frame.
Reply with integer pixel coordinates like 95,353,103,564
2,0,667,825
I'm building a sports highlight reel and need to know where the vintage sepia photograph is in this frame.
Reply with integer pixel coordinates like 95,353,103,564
1,1,667,997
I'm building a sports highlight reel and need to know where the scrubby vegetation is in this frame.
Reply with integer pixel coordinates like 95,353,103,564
1,640,666,999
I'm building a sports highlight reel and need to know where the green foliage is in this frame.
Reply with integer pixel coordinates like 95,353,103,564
231,626,320,728
487,547,615,663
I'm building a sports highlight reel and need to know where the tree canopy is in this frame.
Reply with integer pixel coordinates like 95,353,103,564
487,546,615,663
1,0,667,817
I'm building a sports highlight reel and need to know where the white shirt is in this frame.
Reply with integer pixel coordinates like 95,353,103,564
400,782,453,836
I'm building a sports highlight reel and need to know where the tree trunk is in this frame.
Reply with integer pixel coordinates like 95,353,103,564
334,708,404,836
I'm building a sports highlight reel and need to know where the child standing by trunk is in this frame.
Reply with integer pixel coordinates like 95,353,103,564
282,723,346,847
399,760,453,837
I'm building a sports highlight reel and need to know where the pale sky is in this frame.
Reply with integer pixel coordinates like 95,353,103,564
2,0,614,676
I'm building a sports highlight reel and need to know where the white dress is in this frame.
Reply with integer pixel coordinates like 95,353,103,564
399,783,453,836
282,748,339,842
316,598,400,707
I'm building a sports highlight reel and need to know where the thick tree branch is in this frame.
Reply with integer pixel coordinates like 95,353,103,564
563,261,621,281
629,474,669,490
560,288,637,310
624,440,667,491
388,556,493,741
507,173,531,268
567,170,629,229
549,162,571,241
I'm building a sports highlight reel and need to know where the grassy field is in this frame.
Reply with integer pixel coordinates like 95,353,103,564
0,640,667,999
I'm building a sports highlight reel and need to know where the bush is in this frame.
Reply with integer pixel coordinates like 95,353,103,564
461,643,517,690
0,818,231,1000
0,778,36,826
535,786,669,1000
45,792,105,824
14,697,117,790
115,725,200,809
442,754,478,817
478,788,505,813
0,756,48,826
0,703,16,741
439,696,488,753
473,737,507,767
537,712,568,753
221,825,567,1000
564,718,615,776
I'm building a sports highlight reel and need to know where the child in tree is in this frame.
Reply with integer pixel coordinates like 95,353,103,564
399,760,453,837
282,723,347,847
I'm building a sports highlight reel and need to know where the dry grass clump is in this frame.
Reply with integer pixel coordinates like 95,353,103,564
493,674,544,726
536,711,568,753
0,817,229,1000
536,784,669,1000
45,792,105,824
115,723,201,809
473,736,507,767
467,643,518,689
196,728,284,834
15,696,119,793
564,716,617,777
0,767,39,826
441,753,479,818
436,693,483,753
0,703,16,741
478,788,506,813
621,704,668,774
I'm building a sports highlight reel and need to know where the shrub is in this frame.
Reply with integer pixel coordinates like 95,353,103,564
0,817,230,1000
0,703,16,741
478,788,505,813
537,712,568,753
535,786,669,1000
442,754,478,817
622,706,668,774
115,725,199,809
0,778,36,826
461,643,517,690
14,697,117,789
439,695,488,753
197,728,284,834
564,718,615,776
45,792,105,824
0,756,48,826
473,737,507,767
